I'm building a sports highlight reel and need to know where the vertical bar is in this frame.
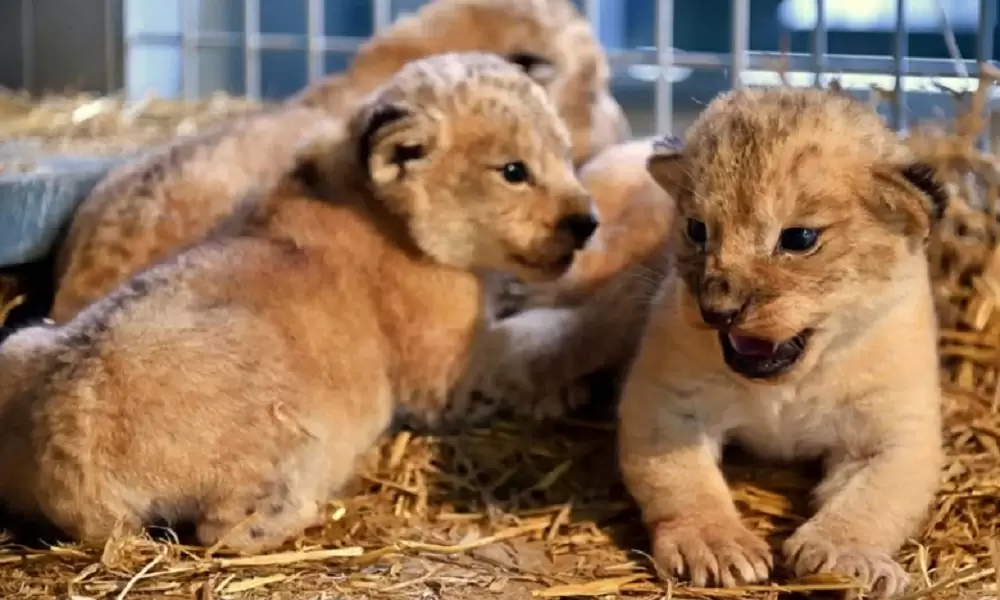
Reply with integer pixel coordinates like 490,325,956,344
373,0,392,33
811,0,826,86
20,0,34,93
122,0,132,98
655,0,674,135
245,0,262,100
730,0,750,89
584,0,601,53
976,0,995,70
104,0,118,92
891,0,908,131
307,0,325,83
977,0,997,151
180,0,198,101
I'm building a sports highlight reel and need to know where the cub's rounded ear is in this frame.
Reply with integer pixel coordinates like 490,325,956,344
646,135,687,200
872,160,948,240
898,162,948,222
355,102,438,187
504,52,557,85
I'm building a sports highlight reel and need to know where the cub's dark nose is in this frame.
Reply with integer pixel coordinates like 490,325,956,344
700,307,740,329
557,212,599,248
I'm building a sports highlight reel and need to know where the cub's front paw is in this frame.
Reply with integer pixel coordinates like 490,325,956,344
782,526,910,598
530,379,592,420
651,517,772,588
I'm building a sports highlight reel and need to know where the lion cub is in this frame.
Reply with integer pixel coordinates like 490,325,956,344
0,53,596,552
49,0,628,324
617,87,946,597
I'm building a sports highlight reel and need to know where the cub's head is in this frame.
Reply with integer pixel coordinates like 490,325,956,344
349,52,598,283
338,0,630,168
647,86,947,383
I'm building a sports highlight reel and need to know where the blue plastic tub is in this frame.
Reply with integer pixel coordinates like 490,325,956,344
0,146,138,267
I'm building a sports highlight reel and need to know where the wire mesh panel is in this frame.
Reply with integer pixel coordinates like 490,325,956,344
648,0,996,139
118,0,999,143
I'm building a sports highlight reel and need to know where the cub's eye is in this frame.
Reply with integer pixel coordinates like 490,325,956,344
778,227,820,253
686,218,708,247
505,52,554,75
498,161,531,185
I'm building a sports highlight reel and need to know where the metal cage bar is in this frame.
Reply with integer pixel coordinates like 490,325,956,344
655,0,674,135
603,48,989,78
892,0,908,131
103,0,119,91
730,0,750,90
373,0,392,34
978,0,997,150
307,0,326,83
244,0,262,99
811,0,826,85
127,31,363,53
124,31,999,81
180,0,199,101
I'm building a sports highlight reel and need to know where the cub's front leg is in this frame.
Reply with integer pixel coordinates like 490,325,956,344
782,393,943,598
480,270,658,421
478,306,595,420
617,375,772,588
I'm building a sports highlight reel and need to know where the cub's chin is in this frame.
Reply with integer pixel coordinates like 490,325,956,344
717,329,815,381
505,249,576,283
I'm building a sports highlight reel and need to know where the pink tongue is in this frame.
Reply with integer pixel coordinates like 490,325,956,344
728,333,778,357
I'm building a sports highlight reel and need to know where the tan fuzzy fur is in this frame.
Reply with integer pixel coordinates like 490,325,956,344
0,53,597,553
49,0,628,323
617,87,947,597
486,138,677,409
51,104,327,322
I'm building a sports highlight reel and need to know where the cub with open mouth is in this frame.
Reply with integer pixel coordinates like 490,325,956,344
617,86,947,597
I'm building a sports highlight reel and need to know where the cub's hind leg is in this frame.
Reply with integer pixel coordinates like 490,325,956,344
196,483,324,555
194,404,381,556
195,439,336,555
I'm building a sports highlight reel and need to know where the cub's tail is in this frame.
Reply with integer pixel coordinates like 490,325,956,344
0,322,62,519
0,323,60,408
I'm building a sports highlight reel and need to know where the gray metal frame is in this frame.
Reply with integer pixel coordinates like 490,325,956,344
121,0,998,135
9,0,122,94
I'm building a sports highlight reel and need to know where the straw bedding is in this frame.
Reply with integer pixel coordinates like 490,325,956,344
0,89,261,172
0,72,998,599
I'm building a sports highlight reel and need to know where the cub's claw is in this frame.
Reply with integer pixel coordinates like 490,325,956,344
783,526,911,598
651,518,773,588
